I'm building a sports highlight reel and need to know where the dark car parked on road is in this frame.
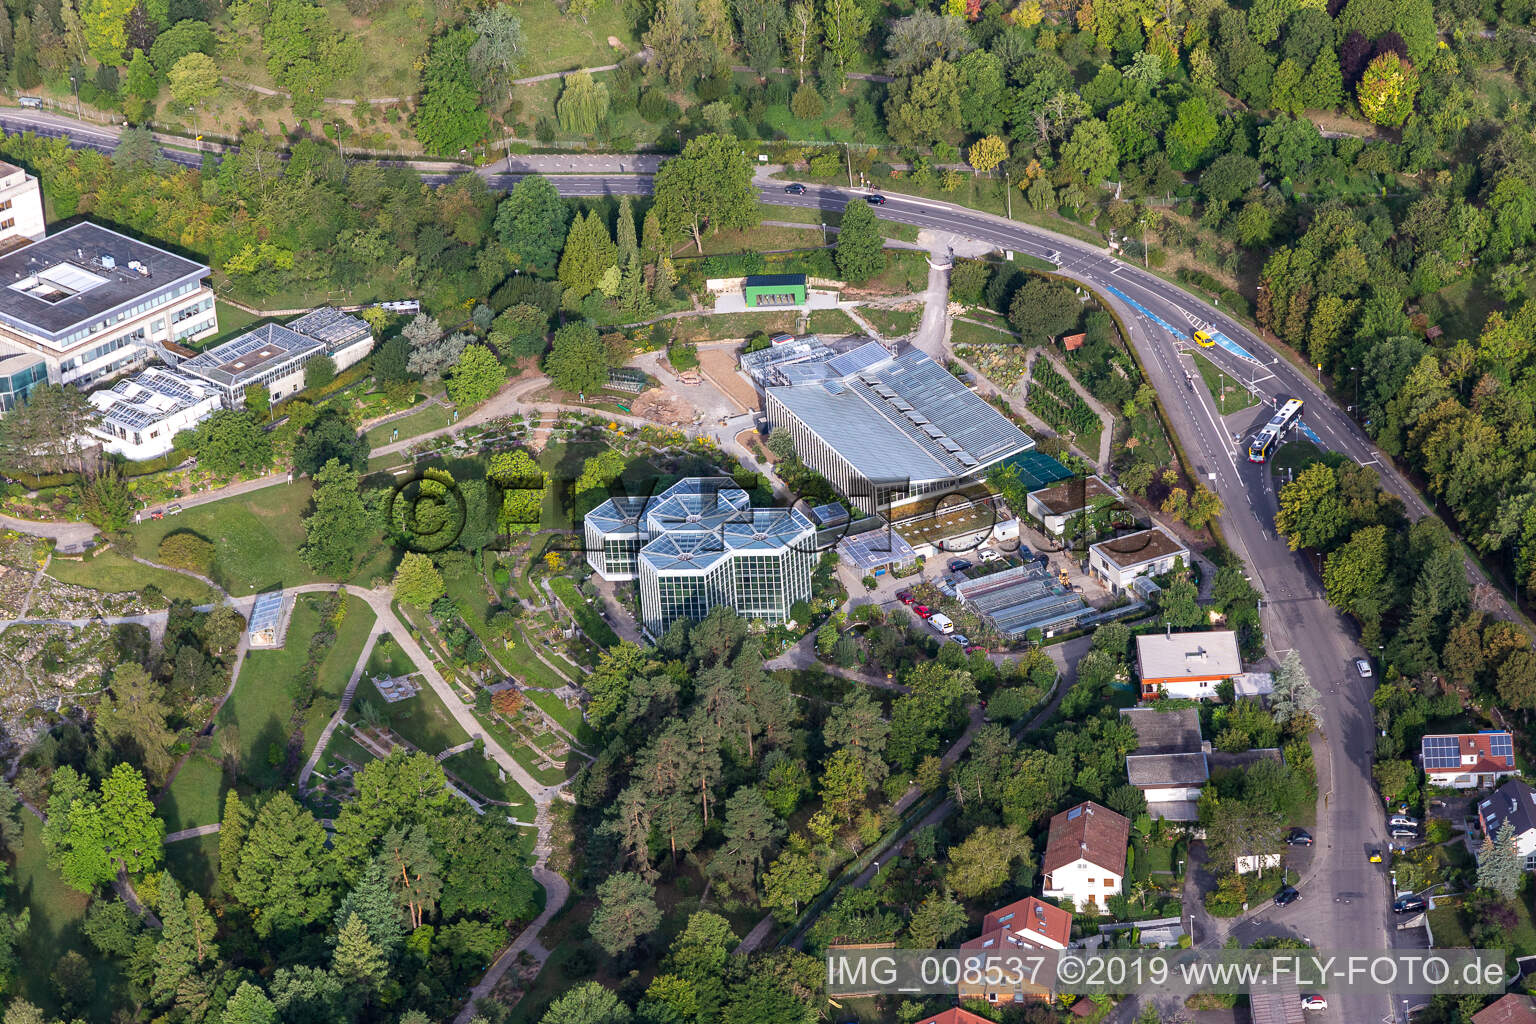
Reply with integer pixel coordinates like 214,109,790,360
1274,885,1301,907
1286,828,1314,846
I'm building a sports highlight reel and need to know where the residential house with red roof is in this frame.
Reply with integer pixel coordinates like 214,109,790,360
1473,994,1536,1024
956,896,1072,1004
1421,731,1517,790
1041,800,1130,913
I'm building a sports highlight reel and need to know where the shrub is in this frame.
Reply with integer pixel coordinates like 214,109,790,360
158,532,216,575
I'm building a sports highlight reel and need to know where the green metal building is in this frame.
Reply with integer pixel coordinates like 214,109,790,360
743,273,807,308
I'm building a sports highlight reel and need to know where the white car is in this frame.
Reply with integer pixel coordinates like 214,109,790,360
1354,657,1373,677
1301,995,1328,1011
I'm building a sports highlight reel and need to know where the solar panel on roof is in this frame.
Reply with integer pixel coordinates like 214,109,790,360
891,399,914,411
1491,733,1514,762
1421,735,1462,771
922,424,945,438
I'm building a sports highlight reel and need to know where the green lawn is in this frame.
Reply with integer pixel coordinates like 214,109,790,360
366,637,419,679
808,308,862,336
442,748,536,810
857,306,920,338
351,670,470,756
473,709,573,786
549,577,618,647
365,403,451,448
505,631,574,690
515,0,638,75
128,482,394,595
47,548,216,604
158,752,225,834
1268,439,1327,477
162,831,222,898
1191,352,1259,414
215,592,376,789
526,689,596,750
951,318,1021,347
8,813,117,1019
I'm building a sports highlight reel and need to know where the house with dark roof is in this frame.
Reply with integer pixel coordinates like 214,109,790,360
1088,525,1189,595
1248,982,1305,1024
1474,994,1536,1024
1422,731,1518,790
1042,800,1130,913
1479,779,1536,870
1120,707,1207,820
957,897,1071,1004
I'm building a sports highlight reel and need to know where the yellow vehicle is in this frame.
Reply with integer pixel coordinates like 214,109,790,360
1368,849,1383,863
1194,330,1216,348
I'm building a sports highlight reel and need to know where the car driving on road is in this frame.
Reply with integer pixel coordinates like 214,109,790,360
1355,657,1373,677
865,194,887,205
784,183,806,194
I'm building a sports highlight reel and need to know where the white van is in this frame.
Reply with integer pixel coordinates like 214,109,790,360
929,613,955,634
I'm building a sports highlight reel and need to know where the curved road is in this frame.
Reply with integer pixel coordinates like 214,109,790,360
0,113,1489,1022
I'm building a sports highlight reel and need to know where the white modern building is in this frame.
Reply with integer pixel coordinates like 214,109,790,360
178,308,373,407
1088,525,1190,594
0,222,216,389
1041,800,1130,913
1135,630,1243,700
584,477,817,638
87,365,220,459
762,342,1036,513
0,162,46,247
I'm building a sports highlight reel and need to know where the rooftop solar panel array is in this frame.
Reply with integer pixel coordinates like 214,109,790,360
286,307,372,349
838,527,917,570
1490,732,1515,762
825,340,889,378
1421,735,1462,771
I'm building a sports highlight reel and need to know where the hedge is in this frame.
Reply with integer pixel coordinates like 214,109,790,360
271,355,375,420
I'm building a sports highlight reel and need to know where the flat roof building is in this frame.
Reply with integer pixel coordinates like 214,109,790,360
585,478,816,638
87,365,220,460
0,222,216,388
743,273,807,308
1136,630,1242,700
1088,525,1189,595
0,162,46,248
765,345,1035,513
179,308,373,407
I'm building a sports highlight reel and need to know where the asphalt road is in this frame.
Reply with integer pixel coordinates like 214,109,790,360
0,116,1455,1020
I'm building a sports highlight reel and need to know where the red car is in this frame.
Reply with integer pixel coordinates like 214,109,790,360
914,605,932,619
896,590,914,605
965,645,984,654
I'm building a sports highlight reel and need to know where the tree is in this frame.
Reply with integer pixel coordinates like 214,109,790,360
408,331,469,379
1010,278,1080,343
392,552,446,607
292,410,369,477
1356,52,1418,127
150,18,215,73
1165,97,1219,171
446,345,506,407
541,983,632,1024
181,410,273,477
558,211,615,297
652,134,759,253
123,49,157,122
494,175,569,272
789,83,823,120
221,982,278,1024
947,824,1029,898
883,10,975,75
905,888,967,946
543,322,609,396
303,354,336,391
1270,650,1321,727
167,51,218,108
230,791,335,936
644,0,718,87
557,70,610,135
95,662,177,785
834,199,885,283
334,857,406,958
332,752,455,879
489,304,551,360
153,873,219,1006
1323,525,1389,633
301,459,370,577
709,787,782,897
1275,463,1345,550
820,0,869,85
467,5,525,94
1372,759,1415,806
886,59,963,147
590,871,662,956
0,384,103,475
967,135,1007,175
784,0,817,84
332,913,387,989
761,839,827,919
218,790,252,894
1061,118,1118,185
82,0,134,63
414,28,490,156
1479,821,1522,901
